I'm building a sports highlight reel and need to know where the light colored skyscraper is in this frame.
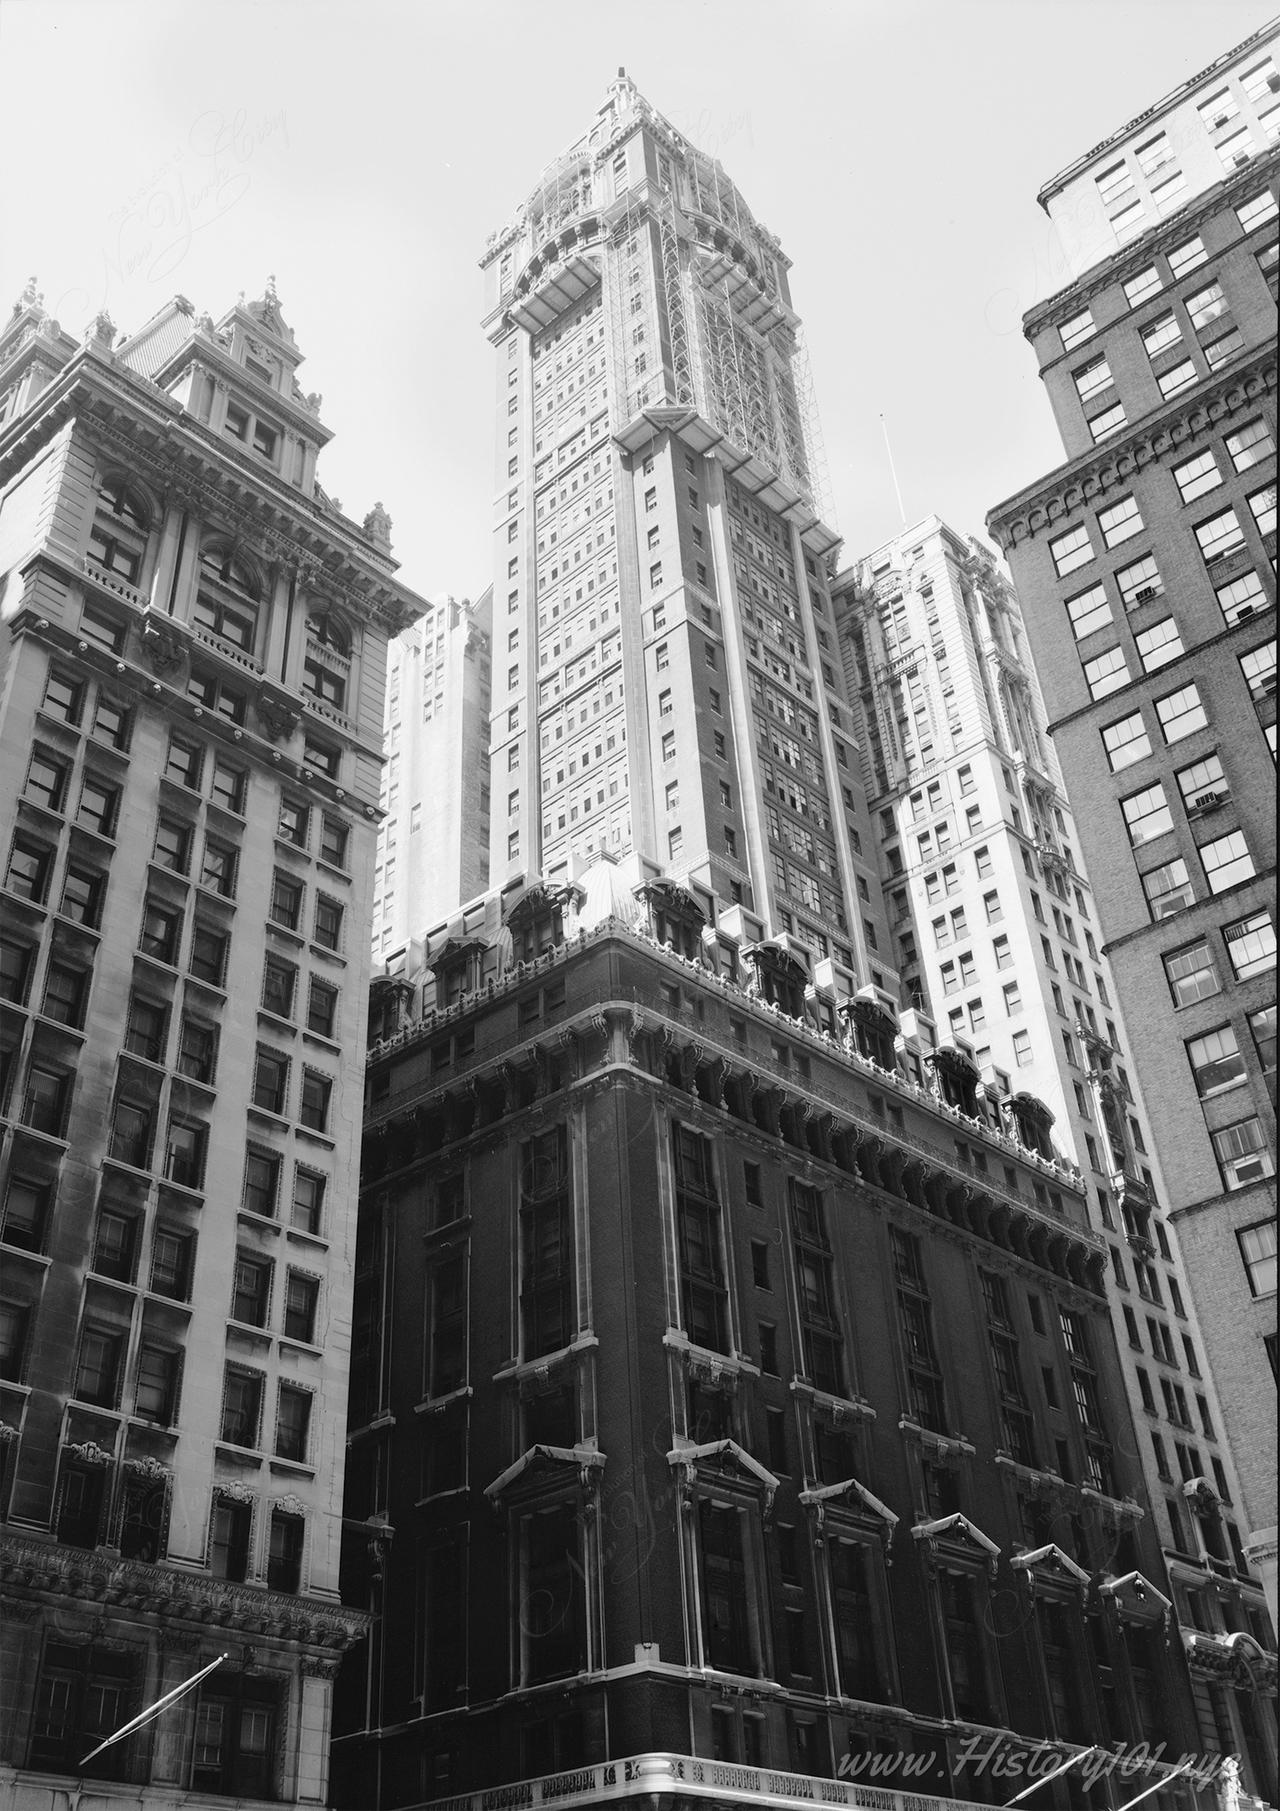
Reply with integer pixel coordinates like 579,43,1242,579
477,68,893,998
0,280,424,1804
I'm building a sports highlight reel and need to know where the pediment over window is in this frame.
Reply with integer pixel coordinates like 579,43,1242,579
667,1437,779,1511
1011,1543,1091,1591
800,1477,899,1554
636,877,706,927
1100,1570,1172,1622
911,1511,1000,1576
503,878,584,929
743,939,808,985
428,935,486,972
483,1442,604,1504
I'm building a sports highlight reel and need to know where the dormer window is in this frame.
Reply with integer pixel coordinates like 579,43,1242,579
225,403,250,443
252,419,277,460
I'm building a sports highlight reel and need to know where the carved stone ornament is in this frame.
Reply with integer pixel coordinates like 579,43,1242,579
255,690,300,743
139,612,187,677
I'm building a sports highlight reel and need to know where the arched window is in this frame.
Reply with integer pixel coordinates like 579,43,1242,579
303,609,352,712
89,475,151,584
194,545,261,655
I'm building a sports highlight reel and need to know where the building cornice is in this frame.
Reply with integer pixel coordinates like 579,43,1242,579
987,349,1276,550
0,1528,369,1653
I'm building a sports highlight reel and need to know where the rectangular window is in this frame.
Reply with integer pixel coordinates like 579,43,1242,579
1195,508,1245,564
283,1272,319,1344
1239,1222,1277,1296
220,1367,263,1447
1173,448,1222,503
299,1071,332,1133
1168,235,1208,278
291,1168,325,1235
1102,711,1151,769
1074,357,1112,402
313,896,343,950
1098,496,1143,548
1060,308,1094,349
1240,639,1277,703
1163,940,1220,1007
1250,484,1278,537
1084,646,1129,699
1158,359,1198,400
1136,618,1183,671
1050,525,1093,576
1213,1119,1274,1191
1155,684,1207,742
1124,266,1162,308
1066,583,1112,639
1225,911,1275,981
1200,830,1254,894
1227,418,1275,473
1186,1025,1246,1097
1143,857,1195,919
1122,784,1174,846
306,980,338,1039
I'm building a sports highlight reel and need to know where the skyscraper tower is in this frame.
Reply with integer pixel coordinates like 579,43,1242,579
479,68,893,999
0,280,424,1804
835,515,1276,1792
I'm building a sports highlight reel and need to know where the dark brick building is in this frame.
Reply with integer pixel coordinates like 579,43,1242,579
331,869,1222,1810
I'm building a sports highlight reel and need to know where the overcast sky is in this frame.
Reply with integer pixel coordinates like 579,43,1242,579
2,0,1271,607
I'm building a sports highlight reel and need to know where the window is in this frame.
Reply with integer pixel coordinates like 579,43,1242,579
165,1119,207,1189
1240,640,1276,703
319,817,348,868
80,600,126,653
252,1049,289,1116
200,838,237,898
150,1227,193,1300
1074,356,1112,402
299,1071,332,1133
1090,402,1127,443
1135,618,1183,671
165,736,203,791
219,1368,265,1455
25,749,68,813
3,1176,49,1251
243,1149,281,1219
1185,281,1229,331
283,1272,319,1344
1124,265,1162,307
1102,712,1151,770
134,1344,180,1425
1098,496,1143,548
1226,418,1275,473
1050,525,1093,576
6,832,54,902
37,967,86,1033
1164,940,1220,1007
30,1639,139,1777
189,924,228,986
278,798,309,847
176,1018,217,1084
1059,308,1094,350
306,979,338,1039
1084,647,1129,699
1121,784,1173,846
76,776,118,838
1225,911,1275,981
1200,830,1254,894
1168,234,1208,277
1066,583,1112,639
291,1168,325,1235
314,896,343,951
24,1065,70,1136
75,1326,123,1407
1195,508,1245,565
1154,684,1207,742
270,872,303,931
210,759,246,814
1213,1119,1274,1191
1142,858,1194,919
261,956,295,1019
1176,752,1227,810
1186,1026,1246,1097
1238,1222,1277,1296
1173,449,1222,504
153,816,191,874
1158,359,1197,400
1249,1005,1276,1075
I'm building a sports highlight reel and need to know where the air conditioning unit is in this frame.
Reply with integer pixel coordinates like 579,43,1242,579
1211,113,1231,128
1262,675,1278,697
1269,72,1280,91
1235,604,1258,622
1193,789,1224,810
1133,584,1158,604
1233,152,1251,168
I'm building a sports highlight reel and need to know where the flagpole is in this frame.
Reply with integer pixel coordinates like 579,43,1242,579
80,1650,230,1767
